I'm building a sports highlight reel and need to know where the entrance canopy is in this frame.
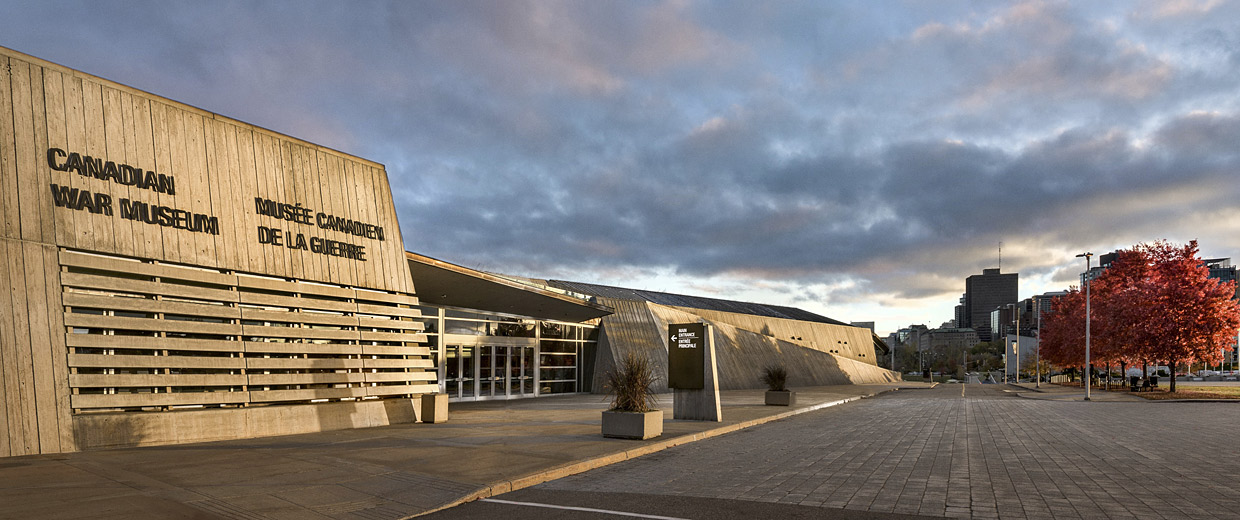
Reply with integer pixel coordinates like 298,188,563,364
406,252,612,323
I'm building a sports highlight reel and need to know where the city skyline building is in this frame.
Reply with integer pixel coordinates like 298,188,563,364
964,268,1018,342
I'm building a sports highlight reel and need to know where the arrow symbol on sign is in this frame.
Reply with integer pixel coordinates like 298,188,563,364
670,335,678,341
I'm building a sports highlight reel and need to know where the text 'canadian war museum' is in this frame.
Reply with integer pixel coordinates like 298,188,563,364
0,47,898,457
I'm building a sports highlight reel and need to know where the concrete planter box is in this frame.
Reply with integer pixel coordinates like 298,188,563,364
601,410,663,440
765,390,796,406
420,393,449,423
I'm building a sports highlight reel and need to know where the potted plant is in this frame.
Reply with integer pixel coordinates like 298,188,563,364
762,364,795,406
602,351,663,440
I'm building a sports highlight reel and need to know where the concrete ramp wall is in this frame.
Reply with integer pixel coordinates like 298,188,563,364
592,298,899,394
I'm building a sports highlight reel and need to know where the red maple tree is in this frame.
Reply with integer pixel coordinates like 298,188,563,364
1038,287,1085,371
1039,240,1240,393
1135,241,1240,392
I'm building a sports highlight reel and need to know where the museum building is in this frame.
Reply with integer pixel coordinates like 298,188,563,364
0,46,896,458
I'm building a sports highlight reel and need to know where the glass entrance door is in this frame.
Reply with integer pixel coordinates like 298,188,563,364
479,345,496,397
508,346,534,397
445,345,476,399
446,344,535,401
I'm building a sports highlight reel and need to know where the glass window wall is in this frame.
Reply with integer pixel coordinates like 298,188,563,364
430,304,597,401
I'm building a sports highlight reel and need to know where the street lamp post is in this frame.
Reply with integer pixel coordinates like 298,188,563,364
1077,252,1093,401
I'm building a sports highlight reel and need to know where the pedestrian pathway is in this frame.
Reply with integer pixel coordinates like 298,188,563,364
1007,382,1147,402
533,383,1240,519
0,383,921,519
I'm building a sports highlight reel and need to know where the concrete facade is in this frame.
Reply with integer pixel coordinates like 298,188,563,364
0,46,431,456
568,286,899,394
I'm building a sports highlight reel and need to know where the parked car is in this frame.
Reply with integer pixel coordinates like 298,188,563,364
1126,366,1170,378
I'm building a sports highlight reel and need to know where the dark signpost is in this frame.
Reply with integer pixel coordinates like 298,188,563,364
668,323,706,389
667,322,721,421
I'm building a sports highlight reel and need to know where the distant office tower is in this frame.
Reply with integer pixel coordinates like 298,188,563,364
1204,258,1239,298
954,294,966,331
850,321,876,333
964,268,1018,342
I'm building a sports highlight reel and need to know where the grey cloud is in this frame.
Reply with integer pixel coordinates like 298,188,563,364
4,1,1240,326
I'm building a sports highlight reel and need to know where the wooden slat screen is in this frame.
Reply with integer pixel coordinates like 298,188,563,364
59,249,432,412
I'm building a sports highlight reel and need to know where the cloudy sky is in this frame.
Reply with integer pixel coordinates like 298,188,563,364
4,1,1239,334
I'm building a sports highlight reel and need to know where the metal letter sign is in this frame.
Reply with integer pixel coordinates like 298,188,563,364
668,323,705,389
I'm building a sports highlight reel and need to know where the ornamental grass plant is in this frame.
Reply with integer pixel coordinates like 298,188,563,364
761,364,788,392
606,350,660,413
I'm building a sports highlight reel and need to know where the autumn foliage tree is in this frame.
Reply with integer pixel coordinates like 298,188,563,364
1138,241,1240,392
1040,287,1085,372
1039,240,1240,393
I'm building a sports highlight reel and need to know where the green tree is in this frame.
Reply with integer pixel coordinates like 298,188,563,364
969,341,1004,372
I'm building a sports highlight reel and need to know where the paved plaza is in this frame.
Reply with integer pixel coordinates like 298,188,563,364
4,383,1239,519
520,384,1240,519
0,384,904,519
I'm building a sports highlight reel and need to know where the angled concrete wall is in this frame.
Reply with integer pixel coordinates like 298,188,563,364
592,298,899,394
675,307,881,364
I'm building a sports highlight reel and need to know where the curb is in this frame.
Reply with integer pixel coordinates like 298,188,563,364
408,388,893,518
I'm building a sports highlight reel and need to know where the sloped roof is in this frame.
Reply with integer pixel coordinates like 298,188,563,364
545,279,849,326
406,253,612,322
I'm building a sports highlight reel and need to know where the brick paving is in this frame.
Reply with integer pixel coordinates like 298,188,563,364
537,384,1240,519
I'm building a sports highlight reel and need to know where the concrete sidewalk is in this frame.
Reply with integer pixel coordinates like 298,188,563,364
1007,381,1148,402
0,383,927,519
1009,381,1240,403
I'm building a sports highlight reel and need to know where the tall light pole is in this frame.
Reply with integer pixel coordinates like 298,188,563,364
1077,252,1093,401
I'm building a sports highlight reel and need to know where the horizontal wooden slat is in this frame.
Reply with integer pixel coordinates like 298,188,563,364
249,387,367,402
355,303,423,318
358,345,420,357
242,308,358,327
71,373,246,388
357,316,423,331
241,324,357,341
360,345,431,357
243,358,363,370
72,392,248,409
67,334,241,353
58,248,431,411
243,341,361,356
64,292,241,320
247,373,365,386
362,358,434,369
364,384,437,396
66,314,240,335
238,292,355,313
353,289,419,305
237,276,356,299
61,272,240,302
69,353,246,370
363,371,437,383
60,250,237,286
358,331,425,343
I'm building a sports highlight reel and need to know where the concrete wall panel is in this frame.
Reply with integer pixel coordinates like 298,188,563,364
593,300,899,395
0,46,425,456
